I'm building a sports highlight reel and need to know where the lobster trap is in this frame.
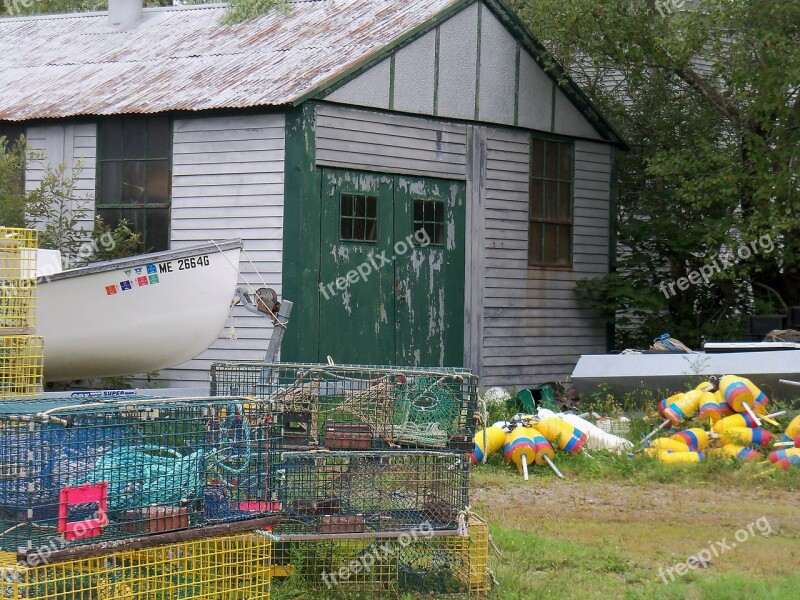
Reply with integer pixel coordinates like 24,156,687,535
0,336,44,399
271,514,489,598
0,396,280,554
0,228,38,332
210,362,479,451
0,531,272,599
273,451,469,535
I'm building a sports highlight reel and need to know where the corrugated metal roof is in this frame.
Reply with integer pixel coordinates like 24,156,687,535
0,0,461,121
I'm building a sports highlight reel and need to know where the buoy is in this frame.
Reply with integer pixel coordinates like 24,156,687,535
712,413,760,435
782,415,800,442
697,393,722,423
774,434,800,449
768,448,800,470
652,437,691,453
533,417,587,455
720,375,762,426
655,450,704,465
719,427,773,448
670,428,709,452
663,390,702,425
502,427,538,480
470,426,507,465
643,390,702,445
712,444,761,462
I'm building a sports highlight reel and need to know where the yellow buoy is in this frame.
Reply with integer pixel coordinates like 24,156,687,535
655,450,704,464
652,437,690,453
533,417,587,454
670,428,709,451
470,426,506,465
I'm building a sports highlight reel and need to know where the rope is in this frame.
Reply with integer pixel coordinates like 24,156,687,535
650,333,692,352
83,403,251,513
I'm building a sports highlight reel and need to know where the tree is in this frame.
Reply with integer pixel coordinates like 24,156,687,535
510,0,800,347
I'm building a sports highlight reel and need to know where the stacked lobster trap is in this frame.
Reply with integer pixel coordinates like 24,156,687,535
0,396,280,557
0,531,272,599
211,361,488,597
0,228,43,399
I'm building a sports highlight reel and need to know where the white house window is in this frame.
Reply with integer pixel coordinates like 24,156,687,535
97,116,172,251
528,136,574,267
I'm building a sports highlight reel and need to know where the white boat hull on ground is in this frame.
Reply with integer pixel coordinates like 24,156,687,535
36,240,242,382
572,350,800,399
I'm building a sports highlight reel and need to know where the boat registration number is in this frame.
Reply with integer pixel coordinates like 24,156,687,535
176,255,211,271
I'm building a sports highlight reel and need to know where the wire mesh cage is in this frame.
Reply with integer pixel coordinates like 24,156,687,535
0,228,38,332
273,451,469,535
0,531,272,599
271,515,489,598
0,396,280,554
0,336,44,399
210,363,479,451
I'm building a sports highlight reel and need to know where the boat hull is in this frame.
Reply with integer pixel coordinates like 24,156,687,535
37,241,242,381
572,351,800,400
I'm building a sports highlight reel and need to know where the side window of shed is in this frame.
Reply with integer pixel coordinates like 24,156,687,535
528,137,573,267
97,115,172,252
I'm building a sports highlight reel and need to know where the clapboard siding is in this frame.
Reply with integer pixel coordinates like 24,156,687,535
161,113,286,388
326,2,605,142
316,104,467,179
480,129,610,387
25,123,97,245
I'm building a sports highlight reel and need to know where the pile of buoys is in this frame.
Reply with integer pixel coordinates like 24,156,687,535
470,412,594,479
645,376,798,471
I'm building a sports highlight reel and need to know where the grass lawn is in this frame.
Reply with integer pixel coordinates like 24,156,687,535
474,452,800,599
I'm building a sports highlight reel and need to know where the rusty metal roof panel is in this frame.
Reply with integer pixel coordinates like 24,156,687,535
0,0,462,121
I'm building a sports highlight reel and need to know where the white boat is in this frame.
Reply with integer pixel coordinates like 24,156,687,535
35,240,243,381
572,344,800,400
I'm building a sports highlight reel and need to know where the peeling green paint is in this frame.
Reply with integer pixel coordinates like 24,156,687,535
281,102,321,362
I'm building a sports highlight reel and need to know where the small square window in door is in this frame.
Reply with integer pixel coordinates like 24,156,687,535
340,193,378,242
413,199,445,246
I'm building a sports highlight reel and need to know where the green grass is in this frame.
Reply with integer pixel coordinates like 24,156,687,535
473,454,800,600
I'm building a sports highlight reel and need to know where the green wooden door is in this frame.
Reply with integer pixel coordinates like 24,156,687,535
394,176,466,366
318,169,465,367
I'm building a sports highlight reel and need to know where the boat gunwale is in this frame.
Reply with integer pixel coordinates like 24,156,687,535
37,239,243,283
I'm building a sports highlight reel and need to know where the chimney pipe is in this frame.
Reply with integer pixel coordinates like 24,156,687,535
109,0,143,29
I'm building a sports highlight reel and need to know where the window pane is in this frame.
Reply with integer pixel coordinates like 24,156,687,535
558,183,572,220
122,161,147,204
98,161,122,205
353,219,365,240
341,194,354,218
145,208,170,252
528,221,542,265
100,119,123,161
544,182,558,220
366,196,377,218
558,143,572,181
123,117,147,159
531,138,544,178
146,160,170,205
529,180,543,218
354,195,366,218
341,218,353,240
147,116,171,158
556,224,572,265
545,141,558,180
542,224,558,264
